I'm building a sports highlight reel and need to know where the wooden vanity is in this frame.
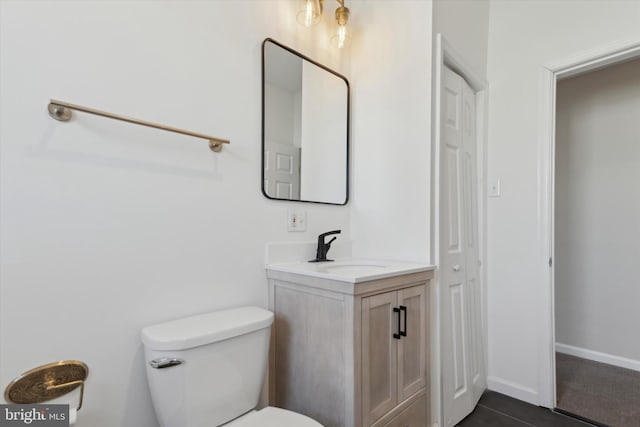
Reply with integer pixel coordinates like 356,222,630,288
266,261,434,427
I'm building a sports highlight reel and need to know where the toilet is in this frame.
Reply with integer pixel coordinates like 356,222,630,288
141,306,322,427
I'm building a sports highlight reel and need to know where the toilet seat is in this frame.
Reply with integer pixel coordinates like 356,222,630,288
226,406,322,427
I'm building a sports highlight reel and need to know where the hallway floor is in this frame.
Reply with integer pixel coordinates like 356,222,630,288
556,353,640,427
457,391,594,426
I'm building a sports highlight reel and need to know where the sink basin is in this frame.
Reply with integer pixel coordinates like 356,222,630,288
266,259,434,283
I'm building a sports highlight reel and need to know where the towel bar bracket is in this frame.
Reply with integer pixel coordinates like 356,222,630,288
48,104,72,122
208,140,223,152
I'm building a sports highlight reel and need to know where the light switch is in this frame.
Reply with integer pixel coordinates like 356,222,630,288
287,209,307,232
488,179,501,197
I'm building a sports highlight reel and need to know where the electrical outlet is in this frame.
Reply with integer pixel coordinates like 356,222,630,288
488,179,501,197
287,209,307,232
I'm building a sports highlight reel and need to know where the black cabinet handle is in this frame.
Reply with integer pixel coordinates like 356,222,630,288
399,305,407,337
393,307,401,339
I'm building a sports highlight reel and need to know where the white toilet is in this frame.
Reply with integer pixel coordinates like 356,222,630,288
141,306,322,427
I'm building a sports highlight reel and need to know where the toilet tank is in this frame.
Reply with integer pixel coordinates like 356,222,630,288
141,307,274,427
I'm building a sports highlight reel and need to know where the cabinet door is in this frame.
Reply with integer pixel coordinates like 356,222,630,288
397,284,427,401
362,291,398,426
383,395,427,427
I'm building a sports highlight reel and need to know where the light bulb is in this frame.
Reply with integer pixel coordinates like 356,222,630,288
330,6,351,48
335,25,348,48
297,0,321,27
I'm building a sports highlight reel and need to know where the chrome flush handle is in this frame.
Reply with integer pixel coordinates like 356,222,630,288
149,358,184,369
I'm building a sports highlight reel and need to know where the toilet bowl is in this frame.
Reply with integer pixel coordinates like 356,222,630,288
141,306,322,427
225,407,321,426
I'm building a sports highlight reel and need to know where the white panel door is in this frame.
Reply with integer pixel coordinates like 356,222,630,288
461,79,485,404
441,65,483,427
264,141,300,200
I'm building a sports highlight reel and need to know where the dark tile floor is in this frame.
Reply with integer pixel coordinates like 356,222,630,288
456,391,596,427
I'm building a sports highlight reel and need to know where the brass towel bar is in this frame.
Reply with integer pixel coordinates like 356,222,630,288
48,99,230,152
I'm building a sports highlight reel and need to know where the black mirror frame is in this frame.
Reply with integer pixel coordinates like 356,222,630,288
261,38,350,206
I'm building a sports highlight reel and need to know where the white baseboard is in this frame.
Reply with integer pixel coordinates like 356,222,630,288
487,376,539,406
555,343,640,373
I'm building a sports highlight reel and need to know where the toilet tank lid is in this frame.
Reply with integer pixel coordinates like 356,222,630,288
141,306,274,351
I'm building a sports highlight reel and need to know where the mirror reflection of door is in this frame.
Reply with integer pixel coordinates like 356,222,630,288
264,142,300,200
262,39,349,205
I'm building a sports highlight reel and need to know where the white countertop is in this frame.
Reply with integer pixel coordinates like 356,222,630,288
266,258,435,283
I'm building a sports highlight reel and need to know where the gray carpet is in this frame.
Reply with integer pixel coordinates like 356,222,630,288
556,353,640,427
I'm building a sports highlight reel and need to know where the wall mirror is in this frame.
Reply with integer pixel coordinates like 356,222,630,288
262,38,349,205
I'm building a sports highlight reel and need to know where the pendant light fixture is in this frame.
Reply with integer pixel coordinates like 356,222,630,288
296,0,322,27
296,0,351,49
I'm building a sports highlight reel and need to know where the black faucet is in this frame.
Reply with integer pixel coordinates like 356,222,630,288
309,229,341,263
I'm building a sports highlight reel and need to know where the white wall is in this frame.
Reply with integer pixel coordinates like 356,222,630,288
486,0,640,404
0,1,351,425
555,59,640,362
350,0,433,263
294,90,302,148
433,0,490,81
265,83,297,146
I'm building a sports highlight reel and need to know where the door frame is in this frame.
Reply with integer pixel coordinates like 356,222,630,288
537,38,640,409
431,33,489,427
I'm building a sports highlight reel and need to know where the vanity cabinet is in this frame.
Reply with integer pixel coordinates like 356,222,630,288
266,265,433,427
362,285,427,426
